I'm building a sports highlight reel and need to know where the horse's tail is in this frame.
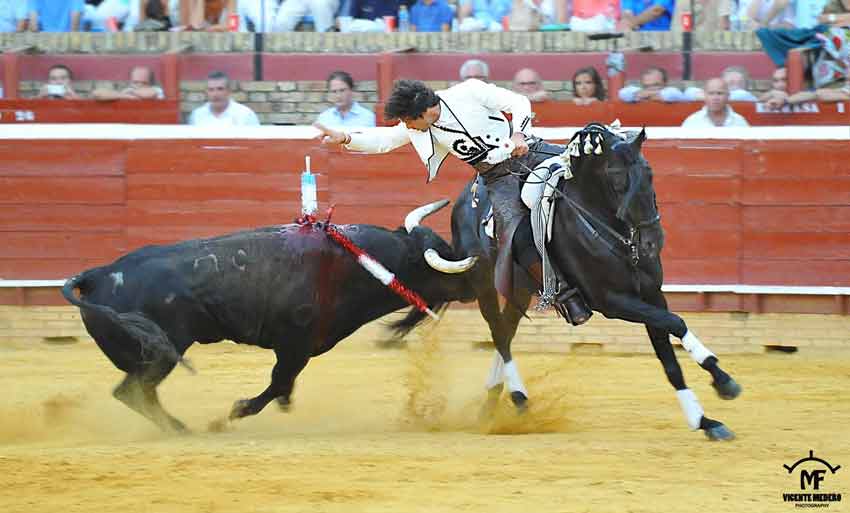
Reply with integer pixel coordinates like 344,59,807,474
62,272,194,373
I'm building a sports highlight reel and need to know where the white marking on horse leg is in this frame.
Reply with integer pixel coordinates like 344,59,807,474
502,360,528,397
485,351,504,390
109,272,124,295
676,388,704,430
680,330,716,365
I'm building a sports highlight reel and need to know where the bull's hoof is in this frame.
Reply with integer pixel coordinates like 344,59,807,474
712,377,742,400
704,423,735,441
229,399,252,420
510,391,529,414
276,396,292,412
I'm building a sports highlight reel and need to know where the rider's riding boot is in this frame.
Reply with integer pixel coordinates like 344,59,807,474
526,261,593,326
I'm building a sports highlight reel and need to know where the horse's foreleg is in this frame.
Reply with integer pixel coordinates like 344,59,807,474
606,292,737,440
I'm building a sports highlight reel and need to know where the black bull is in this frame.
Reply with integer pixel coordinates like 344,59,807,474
62,201,478,432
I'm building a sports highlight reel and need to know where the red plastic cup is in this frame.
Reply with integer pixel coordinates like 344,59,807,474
681,12,692,32
384,15,396,32
228,13,239,32
105,16,119,32
502,15,510,31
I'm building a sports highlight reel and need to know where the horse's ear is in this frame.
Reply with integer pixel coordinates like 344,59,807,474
631,127,647,151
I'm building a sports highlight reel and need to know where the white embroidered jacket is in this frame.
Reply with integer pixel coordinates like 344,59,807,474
344,79,534,183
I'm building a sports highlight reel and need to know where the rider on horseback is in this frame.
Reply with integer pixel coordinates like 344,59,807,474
315,78,592,325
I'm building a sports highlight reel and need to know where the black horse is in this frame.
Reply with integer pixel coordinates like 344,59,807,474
452,123,741,440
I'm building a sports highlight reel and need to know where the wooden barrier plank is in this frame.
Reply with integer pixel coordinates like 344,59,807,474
741,260,850,286
662,258,740,284
2,231,126,259
125,140,315,174
743,142,850,178
0,140,127,176
742,232,850,259
126,200,302,227
0,205,125,231
0,258,110,280
743,206,850,232
0,176,125,204
126,173,308,201
660,204,739,229
655,176,740,203
645,143,741,175
661,229,740,259
0,100,180,124
741,178,850,205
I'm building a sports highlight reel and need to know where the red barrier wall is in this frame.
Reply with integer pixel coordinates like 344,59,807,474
1,136,848,294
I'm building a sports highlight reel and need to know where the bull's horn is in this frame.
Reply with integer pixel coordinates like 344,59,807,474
404,199,450,233
424,249,478,274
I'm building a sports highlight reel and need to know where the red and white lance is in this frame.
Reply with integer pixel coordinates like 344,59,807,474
298,157,439,320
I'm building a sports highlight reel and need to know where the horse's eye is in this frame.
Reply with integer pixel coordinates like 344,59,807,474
609,171,628,191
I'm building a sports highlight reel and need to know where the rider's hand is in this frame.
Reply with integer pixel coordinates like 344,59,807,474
510,133,529,157
314,123,350,146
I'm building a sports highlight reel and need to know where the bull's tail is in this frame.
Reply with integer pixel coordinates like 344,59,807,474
388,302,450,340
62,272,195,374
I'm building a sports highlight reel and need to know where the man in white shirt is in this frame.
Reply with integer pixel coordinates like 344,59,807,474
189,71,260,127
314,79,592,326
315,71,376,129
92,66,166,101
682,78,750,128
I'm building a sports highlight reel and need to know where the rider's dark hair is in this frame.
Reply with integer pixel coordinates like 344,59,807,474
327,70,354,90
384,80,440,121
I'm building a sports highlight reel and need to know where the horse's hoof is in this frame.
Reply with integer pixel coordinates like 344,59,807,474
229,399,251,420
704,423,735,441
712,377,742,400
510,391,529,414
276,396,292,412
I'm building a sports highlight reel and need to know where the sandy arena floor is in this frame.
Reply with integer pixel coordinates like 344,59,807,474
1,331,848,513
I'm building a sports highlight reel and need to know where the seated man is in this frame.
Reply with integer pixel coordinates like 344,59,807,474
188,71,260,126
618,67,685,103
275,0,339,32
619,0,675,31
340,0,397,32
723,66,759,102
457,0,511,31
681,78,750,128
1,0,28,32
410,0,454,32
759,67,789,110
36,64,82,100
92,66,166,100
27,0,84,32
512,68,549,102
315,71,376,129
459,59,490,81
569,0,619,32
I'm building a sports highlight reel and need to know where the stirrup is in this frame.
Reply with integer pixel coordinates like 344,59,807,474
554,287,592,326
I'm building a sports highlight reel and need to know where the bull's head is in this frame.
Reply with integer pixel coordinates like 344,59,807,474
404,200,478,274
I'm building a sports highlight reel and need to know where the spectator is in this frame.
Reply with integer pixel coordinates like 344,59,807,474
681,78,750,128
572,66,606,105
27,0,84,32
618,67,685,102
315,71,376,129
569,0,619,31
1,0,28,32
619,0,675,31
92,66,166,101
133,0,174,31
507,0,564,30
82,0,131,32
759,67,789,110
342,0,401,32
276,0,338,32
236,0,281,31
188,71,260,126
410,0,454,31
459,59,490,81
512,68,549,102
37,64,82,100
694,0,732,30
736,0,795,30
818,0,850,25
722,66,759,102
457,0,512,31
787,77,850,104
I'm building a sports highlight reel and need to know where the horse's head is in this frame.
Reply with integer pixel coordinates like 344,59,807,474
569,124,664,261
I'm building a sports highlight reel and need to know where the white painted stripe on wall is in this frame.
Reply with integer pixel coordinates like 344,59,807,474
0,124,848,141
